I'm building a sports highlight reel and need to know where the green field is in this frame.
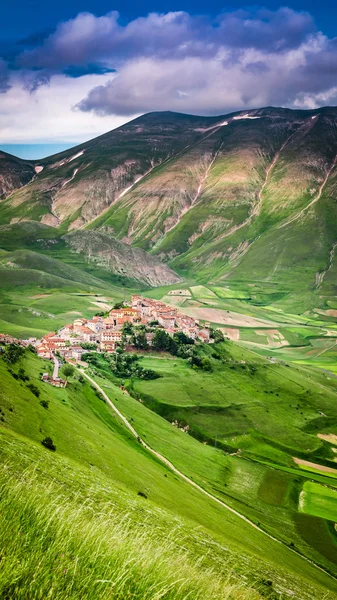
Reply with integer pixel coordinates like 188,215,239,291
300,481,337,521
2,349,337,598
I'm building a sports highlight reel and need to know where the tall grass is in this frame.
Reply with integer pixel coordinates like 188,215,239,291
0,467,262,600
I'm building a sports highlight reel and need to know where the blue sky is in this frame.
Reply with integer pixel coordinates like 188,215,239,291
1,1,337,158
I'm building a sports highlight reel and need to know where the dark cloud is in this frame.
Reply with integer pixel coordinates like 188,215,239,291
0,60,10,93
1,7,337,114
17,8,314,71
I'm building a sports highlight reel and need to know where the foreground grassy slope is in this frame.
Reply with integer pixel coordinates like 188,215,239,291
1,349,337,598
80,341,337,576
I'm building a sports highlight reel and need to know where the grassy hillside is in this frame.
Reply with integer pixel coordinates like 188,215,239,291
1,348,337,598
2,108,337,313
83,341,337,581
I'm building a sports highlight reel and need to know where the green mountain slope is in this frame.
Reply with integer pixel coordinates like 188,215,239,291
1,106,337,312
1,347,337,599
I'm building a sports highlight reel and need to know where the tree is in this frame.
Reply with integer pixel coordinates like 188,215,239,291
201,357,213,372
63,364,74,378
41,436,56,451
27,383,40,397
152,329,170,351
122,321,134,335
174,331,195,346
133,331,148,350
113,301,124,309
210,328,225,344
3,344,25,365
80,342,97,350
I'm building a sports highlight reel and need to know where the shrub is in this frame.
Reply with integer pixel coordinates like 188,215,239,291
3,344,25,365
27,383,40,397
137,491,147,498
41,437,56,451
40,400,49,409
18,367,29,382
210,329,225,344
63,364,75,378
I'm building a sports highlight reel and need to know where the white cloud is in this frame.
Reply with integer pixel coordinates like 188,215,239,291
0,73,132,143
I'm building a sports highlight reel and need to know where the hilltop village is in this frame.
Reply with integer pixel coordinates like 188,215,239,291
35,295,212,362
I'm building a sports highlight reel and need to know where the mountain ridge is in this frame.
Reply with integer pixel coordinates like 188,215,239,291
1,106,337,305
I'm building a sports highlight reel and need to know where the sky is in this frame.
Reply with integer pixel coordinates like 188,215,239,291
1,1,337,158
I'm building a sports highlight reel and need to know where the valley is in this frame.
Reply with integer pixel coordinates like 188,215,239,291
1,106,337,598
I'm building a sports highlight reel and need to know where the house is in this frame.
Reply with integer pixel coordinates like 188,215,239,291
73,318,88,334
76,326,97,342
108,309,124,322
86,317,104,334
101,331,123,343
41,373,67,388
59,324,74,338
100,341,116,353
198,329,211,342
37,345,54,359
158,314,176,329
62,346,85,361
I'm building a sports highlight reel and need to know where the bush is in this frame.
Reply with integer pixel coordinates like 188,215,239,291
63,364,75,378
41,437,56,451
3,344,25,365
18,367,29,382
210,329,225,343
40,400,49,409
80,343,97,350
27,383,40,397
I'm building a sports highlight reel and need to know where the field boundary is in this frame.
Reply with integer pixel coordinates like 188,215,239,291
78,367,337,585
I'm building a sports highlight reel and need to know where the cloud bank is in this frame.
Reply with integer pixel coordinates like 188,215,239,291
1,7,337,141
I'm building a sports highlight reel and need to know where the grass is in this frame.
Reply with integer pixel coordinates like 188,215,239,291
1,350,337,597
0,467,256,600
299,481,337,521
124,344,337,460
89,351,337,580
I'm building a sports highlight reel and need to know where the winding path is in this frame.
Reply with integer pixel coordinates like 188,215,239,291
77,366,337,584
279,154,337,229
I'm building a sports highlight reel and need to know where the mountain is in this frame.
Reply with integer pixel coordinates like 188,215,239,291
0,150,36,199
1,106,337,305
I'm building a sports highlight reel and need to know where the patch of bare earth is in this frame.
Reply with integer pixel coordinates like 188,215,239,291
29,294,51,299
220,327,240,341
293,457,337,474
317,433,337,445
183,306,275,327
91,301,113,311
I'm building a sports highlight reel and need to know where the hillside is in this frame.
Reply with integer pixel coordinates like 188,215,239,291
0,221,180,288
1,106,337,312
1,346,337,599
0,151,36,199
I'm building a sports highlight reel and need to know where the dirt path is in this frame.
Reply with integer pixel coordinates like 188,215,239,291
316,242,337,289
77,367,337,584
215,129,303,244
279,154,337,230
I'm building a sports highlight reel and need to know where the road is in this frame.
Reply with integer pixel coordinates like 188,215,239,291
77,367,337,583
52,354,59,379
